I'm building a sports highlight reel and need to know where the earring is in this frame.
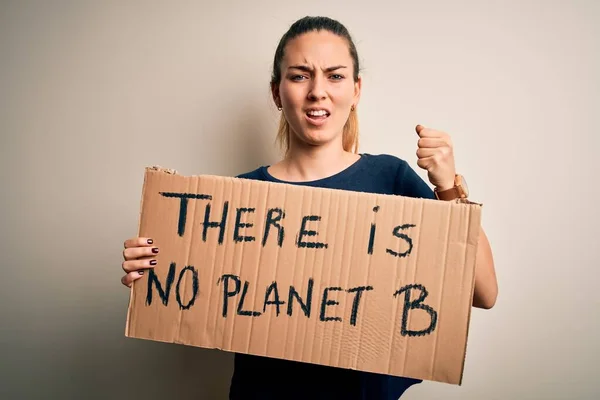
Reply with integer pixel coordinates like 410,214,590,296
278,106,282,111
351,105,355,111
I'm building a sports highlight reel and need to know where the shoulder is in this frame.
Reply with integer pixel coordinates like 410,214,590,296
362,153,435,199
359,153,409,178
362,152,406,167
235,166,267,181
361,152,412,180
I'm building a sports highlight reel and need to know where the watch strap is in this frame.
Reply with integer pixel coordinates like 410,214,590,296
435,186,462,201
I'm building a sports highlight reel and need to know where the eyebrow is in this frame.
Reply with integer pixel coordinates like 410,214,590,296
288,65,347,73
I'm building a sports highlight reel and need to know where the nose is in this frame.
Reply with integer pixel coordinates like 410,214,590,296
307,75,327,101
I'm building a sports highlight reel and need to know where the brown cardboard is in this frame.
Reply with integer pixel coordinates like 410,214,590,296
125,166,482,385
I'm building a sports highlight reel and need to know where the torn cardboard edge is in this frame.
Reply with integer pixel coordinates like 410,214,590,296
125,165,482,385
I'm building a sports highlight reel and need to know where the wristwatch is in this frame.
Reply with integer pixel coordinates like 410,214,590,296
434,174,469,200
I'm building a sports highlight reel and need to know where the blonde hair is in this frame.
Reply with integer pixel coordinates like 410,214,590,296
275,108,360,156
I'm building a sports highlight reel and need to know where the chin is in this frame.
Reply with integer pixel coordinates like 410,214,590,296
295,130,338,147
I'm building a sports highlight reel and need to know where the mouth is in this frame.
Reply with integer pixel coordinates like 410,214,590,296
305,108,331,125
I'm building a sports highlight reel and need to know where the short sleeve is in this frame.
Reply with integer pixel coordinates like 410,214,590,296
395,160,436,200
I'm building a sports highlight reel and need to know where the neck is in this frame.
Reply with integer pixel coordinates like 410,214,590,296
280,135,359,182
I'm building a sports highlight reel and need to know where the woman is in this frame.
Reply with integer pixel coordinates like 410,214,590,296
121,16,498,400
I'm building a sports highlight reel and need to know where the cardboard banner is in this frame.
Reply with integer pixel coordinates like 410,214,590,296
125,166,482,384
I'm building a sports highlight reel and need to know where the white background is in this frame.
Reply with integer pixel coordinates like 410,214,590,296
1,1,598,399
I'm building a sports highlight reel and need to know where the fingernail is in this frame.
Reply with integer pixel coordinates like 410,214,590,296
147,239,153,244
138,270,145,275
150,260,157,265
152,247,159,253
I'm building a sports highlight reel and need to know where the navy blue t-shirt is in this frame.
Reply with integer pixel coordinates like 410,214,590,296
230,153,436,400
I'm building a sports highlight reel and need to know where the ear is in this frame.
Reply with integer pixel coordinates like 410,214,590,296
271,82,281,108
353,76,362,107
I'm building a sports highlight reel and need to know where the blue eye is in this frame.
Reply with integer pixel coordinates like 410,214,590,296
291,75,306,81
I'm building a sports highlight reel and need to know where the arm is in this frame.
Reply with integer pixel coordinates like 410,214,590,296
472,228,498,309
412,124,499,309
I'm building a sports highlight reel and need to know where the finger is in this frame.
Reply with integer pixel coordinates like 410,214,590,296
121,271,145,288
122,258,157,273
416,126,435,138
418,138,448,148
415,124,425,136
416,156,435,170
416,126,445,139
124,237,155,249
123,246,159,261
416,148,438,159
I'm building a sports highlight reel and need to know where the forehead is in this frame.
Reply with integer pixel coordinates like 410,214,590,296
282,30,351,66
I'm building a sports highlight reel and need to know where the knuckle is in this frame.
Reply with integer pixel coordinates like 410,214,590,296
123,248,131,260
123,247,140,261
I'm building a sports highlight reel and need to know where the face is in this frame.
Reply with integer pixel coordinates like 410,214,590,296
272,30,361,150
